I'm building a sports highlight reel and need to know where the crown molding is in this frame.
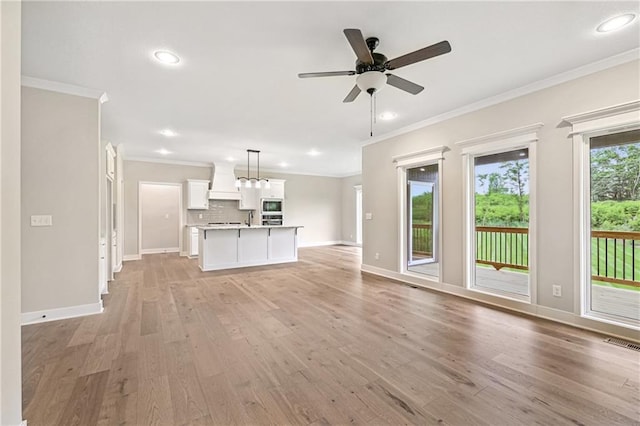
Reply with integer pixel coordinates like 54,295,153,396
362,48,639,148
21,76,109,103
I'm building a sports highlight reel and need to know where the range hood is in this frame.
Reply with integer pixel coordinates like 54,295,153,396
208,163,241,200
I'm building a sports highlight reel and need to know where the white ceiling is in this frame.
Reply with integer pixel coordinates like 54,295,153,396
21,1,640,176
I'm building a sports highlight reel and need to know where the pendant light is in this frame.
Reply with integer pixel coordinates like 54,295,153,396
235,149,270,189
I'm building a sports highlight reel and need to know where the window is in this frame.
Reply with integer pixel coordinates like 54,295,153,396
457,124,541,302
565,101,640,329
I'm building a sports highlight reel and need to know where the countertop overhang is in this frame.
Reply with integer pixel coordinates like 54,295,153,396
197,225,303,230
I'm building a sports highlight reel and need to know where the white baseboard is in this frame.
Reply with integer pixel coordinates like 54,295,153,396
21,300,104,326
113,263,123,273
123,254,141,261
361,263,640,343
22,420,28,426
339,240,362,247
179,251,188,257
140,247,179,255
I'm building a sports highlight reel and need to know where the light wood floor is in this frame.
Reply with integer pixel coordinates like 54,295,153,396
22,246,640,425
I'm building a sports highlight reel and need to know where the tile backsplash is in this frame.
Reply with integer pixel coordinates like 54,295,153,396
186,200,250,225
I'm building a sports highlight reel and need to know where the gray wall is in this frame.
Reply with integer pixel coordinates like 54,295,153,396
240,170,344,245
341,174,361,245
1,1,23,423
123,160,211,256
362,61,639,325
21,87,101,314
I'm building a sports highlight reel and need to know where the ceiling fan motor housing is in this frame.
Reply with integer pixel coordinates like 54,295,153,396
356,52,388,74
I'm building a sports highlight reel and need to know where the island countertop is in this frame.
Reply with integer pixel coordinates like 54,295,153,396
198,225,302,271
196,225,303,230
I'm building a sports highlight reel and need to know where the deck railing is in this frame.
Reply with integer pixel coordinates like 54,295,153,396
591,230,640,288
475,226,529,271
411,225,640,287
411,224,433,256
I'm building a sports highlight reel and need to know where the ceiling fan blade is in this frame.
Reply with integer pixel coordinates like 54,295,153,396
386,74,424,95
342,85,361,103
298,71,356,78
343,29,374,64
386,40,451,70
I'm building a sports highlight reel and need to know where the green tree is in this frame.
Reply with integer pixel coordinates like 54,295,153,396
500,160,528,223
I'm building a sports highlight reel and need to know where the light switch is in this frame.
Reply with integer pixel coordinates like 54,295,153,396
365,213,373,220
198,213,203,219
31,215,52,227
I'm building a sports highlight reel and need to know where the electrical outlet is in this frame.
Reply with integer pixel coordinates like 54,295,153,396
375,252,380,260
198,213,203,219
31,215,52,227
552,285,562,297
365,213,373,220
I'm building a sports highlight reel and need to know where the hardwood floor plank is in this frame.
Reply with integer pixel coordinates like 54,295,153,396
137,375,174,426
58,370,110,426
22,247,640,426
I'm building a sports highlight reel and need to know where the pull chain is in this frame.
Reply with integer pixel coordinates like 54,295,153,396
370,94,373,137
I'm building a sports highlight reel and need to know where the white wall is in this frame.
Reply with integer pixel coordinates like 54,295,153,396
21,86,101,315
0,1,23,424
361,60,640,340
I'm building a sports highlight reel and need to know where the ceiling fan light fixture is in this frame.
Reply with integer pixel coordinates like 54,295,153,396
356,71,387,94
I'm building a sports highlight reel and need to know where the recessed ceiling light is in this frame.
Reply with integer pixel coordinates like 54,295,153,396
156,148,172,155
153,50,180,65
159,129,177,137
519,152,526,157
279,162,288,168
307,149,321,156
596,13,637,33
226,156,236,162
379,111,398,121
419,168,425,172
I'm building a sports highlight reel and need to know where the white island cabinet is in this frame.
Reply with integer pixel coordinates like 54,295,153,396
197,225,302,271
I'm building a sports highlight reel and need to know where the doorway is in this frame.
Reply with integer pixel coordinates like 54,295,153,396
139,182,182,254
355,185,363,246
406,164,439,278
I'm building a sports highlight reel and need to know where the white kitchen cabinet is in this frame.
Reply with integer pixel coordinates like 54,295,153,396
238,186,259,210
261,179,285,199
238,228,269,262
187,180,209,210
189,226,199,257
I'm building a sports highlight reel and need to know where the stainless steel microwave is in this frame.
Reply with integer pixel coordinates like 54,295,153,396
261,199,283,213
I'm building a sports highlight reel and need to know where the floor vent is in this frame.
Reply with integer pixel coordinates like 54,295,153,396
604,337,640,352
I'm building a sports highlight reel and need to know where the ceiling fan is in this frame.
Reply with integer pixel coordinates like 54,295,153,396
298,29,452,103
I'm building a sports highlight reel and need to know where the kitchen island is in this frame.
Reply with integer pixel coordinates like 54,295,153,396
197,225,303,271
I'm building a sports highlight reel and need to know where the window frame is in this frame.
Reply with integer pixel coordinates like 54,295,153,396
456,123,542,304
564,100,640,329
393,146,447,282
